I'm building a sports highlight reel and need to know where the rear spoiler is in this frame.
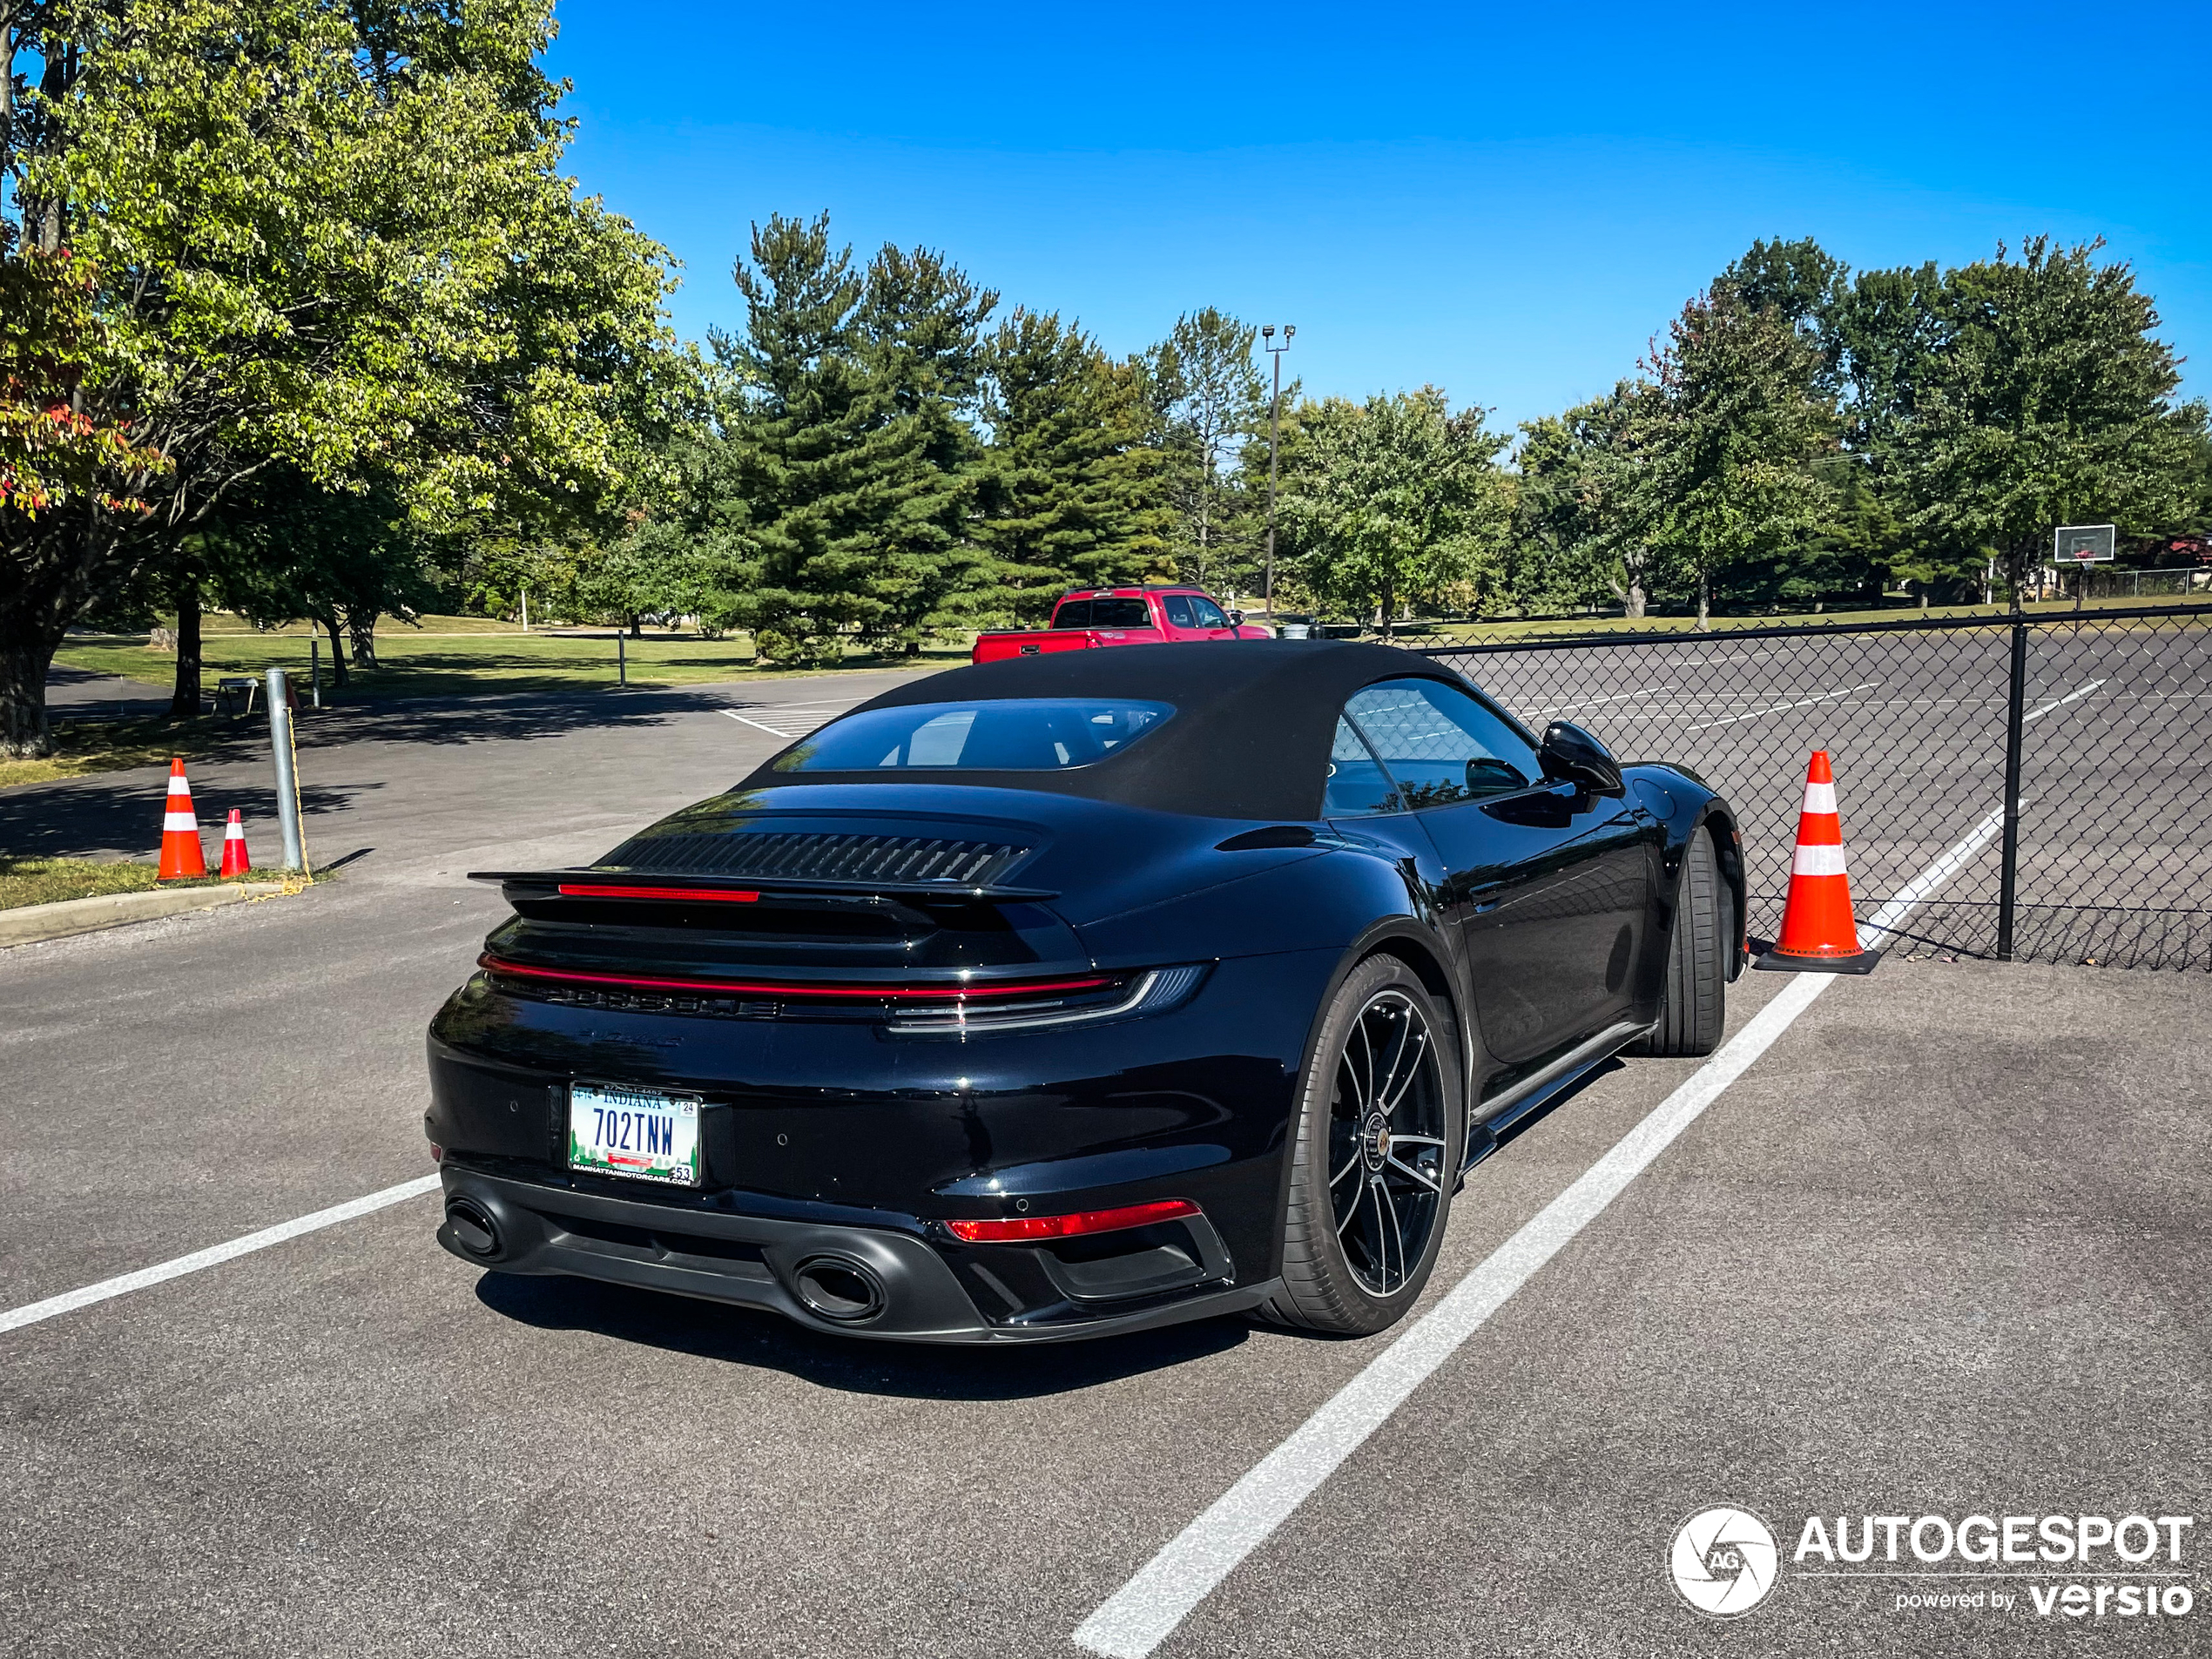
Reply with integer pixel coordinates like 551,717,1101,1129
467,870,1059,902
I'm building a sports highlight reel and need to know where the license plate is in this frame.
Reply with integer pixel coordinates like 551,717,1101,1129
568,1081,702,1186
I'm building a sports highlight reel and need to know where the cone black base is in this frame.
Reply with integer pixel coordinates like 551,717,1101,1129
1754,948,1880,975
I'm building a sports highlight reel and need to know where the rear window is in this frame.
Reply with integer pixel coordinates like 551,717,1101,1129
1054,596,1150,629
775,699,1175,772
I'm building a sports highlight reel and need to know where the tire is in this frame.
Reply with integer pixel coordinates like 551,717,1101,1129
1260,954,1466,1336
1630,828,1725,1058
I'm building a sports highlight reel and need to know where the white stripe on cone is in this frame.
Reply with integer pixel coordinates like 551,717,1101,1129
1801,780,1838,815
163,812,199,833
166,776,192,796
1791,844,1849,878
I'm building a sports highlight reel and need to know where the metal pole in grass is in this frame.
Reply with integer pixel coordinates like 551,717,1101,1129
309,636,321,708
265,666,307,873
617,630,627,687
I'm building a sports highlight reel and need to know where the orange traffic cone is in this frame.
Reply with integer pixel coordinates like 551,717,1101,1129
219,808,252,878
1755,750,1880,974
156,758,208,880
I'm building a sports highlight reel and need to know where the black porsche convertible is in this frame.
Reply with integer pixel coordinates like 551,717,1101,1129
426,641,1746,1343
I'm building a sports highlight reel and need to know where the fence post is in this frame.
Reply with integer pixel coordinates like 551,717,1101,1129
1995,620,2028,961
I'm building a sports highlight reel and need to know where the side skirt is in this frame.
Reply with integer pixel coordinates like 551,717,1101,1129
1458,1020,1653,1177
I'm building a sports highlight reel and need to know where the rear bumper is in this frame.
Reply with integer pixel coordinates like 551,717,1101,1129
436,1165,1277,1345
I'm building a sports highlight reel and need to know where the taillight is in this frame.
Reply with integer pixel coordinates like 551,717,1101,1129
945,1198,1200,1244
476,954,1117,1001
885,963,1206,1036
555,884,759,903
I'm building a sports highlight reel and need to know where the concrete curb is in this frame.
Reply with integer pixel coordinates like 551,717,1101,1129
0,880,288,948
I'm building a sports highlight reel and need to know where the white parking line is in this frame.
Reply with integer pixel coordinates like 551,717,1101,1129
0,1175,442,1338
1683,681,1882,731
720,704,853,741
1069,824,1998,1659
1534,684,1677,716
2024,678,2107,722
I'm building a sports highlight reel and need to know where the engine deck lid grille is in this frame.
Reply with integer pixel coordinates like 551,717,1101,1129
597,830,1033,889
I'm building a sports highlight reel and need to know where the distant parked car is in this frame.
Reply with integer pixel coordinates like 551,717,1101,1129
969,585,1271,664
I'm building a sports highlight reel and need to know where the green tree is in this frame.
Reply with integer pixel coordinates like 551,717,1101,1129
0,0,676,755
705,215,996,664
1150,307,1267,596
1715,236,1849,388
206,469,436,686
1510,399,1641,615
1281,388,1510,633
1629,291,1838,624
974,308,1171,619
1850,238,2208,600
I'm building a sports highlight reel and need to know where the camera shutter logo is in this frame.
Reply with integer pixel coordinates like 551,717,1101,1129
1669,1506,1780,1616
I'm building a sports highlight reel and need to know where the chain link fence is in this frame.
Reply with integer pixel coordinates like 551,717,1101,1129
1423,605,2212,970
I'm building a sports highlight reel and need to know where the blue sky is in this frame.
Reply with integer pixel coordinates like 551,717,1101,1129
545,2,2209,435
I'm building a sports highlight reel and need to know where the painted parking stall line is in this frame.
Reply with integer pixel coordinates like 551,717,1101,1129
1070,822,2002,1659
720,703,858,741
1684,680,1883,732
0,1175,442,1338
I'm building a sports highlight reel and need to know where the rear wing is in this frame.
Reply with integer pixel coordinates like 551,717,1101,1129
467,870,1058,903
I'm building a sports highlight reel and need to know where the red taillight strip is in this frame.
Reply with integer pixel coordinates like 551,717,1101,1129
476,953,1116,1002
556,884,760,903
945,1199,1201,1244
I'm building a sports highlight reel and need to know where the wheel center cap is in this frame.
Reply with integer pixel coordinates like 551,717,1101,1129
1362,1112,1391,1170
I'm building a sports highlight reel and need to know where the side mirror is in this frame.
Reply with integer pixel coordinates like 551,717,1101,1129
1540,721,1624,795
1228,610,1244,625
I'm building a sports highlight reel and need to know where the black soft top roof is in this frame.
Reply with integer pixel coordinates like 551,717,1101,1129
737,640,1508,821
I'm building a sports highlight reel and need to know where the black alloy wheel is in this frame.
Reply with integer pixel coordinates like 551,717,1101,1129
1263,954,1464,1336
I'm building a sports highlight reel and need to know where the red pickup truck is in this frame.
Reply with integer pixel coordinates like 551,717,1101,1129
970,586,1272,664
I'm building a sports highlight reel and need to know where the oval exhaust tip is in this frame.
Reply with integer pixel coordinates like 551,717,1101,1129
446,1198,500,1258
791,1256,886,1324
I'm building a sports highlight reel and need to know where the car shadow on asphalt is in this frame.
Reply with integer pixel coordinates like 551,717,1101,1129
472,1271,1251,1399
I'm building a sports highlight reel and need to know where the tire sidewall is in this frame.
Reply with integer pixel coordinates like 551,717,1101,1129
1285,954,1466,1331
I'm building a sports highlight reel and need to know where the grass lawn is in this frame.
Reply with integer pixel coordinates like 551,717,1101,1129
0,715,226,791
57,617,972,704
1403,590,2212,647
0,856,297,911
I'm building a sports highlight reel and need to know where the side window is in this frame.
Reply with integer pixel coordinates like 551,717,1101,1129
1343,678,1540,809
1091,597,1151,627
1162,594,1197,627
1190,597,1229,628
1324,716,1402,817
1052,598,1091,628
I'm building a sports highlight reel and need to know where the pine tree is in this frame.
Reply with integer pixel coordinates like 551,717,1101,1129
848,243,998,652
704,218,998,664
975,310,1171,620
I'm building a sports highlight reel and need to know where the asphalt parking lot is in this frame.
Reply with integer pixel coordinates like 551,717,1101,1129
3,664,2207,1656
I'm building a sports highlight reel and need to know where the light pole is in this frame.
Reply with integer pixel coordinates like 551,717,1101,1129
1262,323,1294,623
